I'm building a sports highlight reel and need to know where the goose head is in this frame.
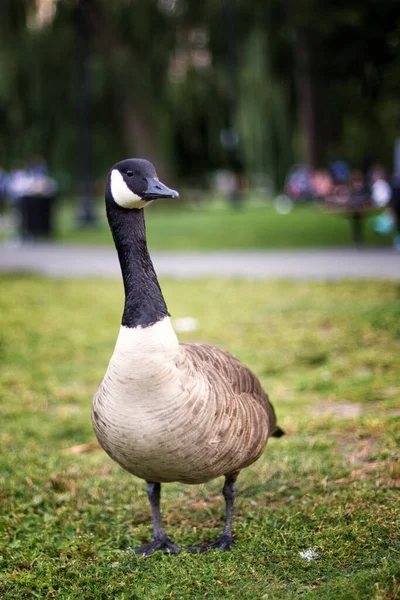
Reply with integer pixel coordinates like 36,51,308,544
106,158,179,210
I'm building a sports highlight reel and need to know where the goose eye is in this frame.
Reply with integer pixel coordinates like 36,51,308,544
126,170,134,177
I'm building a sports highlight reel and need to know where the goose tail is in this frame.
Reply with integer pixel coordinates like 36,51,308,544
271,426,285,438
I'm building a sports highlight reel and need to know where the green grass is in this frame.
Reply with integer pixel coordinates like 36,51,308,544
0,276,399,599
54,198,391,249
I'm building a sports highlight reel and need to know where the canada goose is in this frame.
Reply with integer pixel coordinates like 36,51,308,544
92,158,284,556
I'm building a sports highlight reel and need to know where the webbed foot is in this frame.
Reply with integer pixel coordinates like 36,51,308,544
186,534,235,553
134,535,180,557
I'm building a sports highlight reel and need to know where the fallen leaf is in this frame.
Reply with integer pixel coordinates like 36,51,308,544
64,442,100,455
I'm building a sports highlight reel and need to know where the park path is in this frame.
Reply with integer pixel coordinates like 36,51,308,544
0,243,399,280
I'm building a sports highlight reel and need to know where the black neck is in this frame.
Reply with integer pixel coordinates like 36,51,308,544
106,199,169,328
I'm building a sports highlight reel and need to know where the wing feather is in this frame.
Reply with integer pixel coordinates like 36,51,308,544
181,343,282,439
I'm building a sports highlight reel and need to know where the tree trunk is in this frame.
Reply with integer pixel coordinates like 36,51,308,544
75,0,97,226
121,95,170,183
294,28,320,168
85,0,171,181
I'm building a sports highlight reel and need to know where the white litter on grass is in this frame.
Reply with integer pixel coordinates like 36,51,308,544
299,547,318,562
172,317,198,332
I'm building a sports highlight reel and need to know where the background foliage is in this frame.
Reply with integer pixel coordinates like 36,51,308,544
1,0,399,190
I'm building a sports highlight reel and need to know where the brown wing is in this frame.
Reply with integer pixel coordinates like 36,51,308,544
181,343,282,439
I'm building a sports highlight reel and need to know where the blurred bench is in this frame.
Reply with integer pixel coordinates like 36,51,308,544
322,193,384,246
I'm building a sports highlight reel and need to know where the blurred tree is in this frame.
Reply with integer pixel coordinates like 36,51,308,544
0,0,398,194
283,0,400,168
237,29,293,189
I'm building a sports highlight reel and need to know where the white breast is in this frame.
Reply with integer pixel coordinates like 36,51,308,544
92,318,198,481
94,318,182,416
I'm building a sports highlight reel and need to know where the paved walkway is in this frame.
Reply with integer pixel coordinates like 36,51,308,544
0,243,399,280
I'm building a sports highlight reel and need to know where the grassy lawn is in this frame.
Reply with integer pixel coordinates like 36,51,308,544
0,275,399,599
54,198,391,249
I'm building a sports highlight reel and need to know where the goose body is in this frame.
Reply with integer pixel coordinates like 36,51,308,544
93,159,283,555
93,319,276,484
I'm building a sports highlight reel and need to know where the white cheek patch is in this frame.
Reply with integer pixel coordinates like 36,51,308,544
110,169,147,209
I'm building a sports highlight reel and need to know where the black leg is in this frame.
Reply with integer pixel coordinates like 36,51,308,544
221,475,236,540
133,482,180,556
187,473,238,553
148,482,165,540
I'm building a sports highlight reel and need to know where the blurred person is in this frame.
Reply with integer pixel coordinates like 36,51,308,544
391,173,400,251
370,165,392,208
227,171,246,210
350,170,369,206
330,159,350,184
226,156,245,210
369,164,394,238
310,169,334,198
6,161,31,202
26,156,58,196
285,164,312,201
391,140,400,250
331,183,350,206
6,158,58,242
28,155,49,176
5,162,31,243
0,165,7,211
7,159,57,201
